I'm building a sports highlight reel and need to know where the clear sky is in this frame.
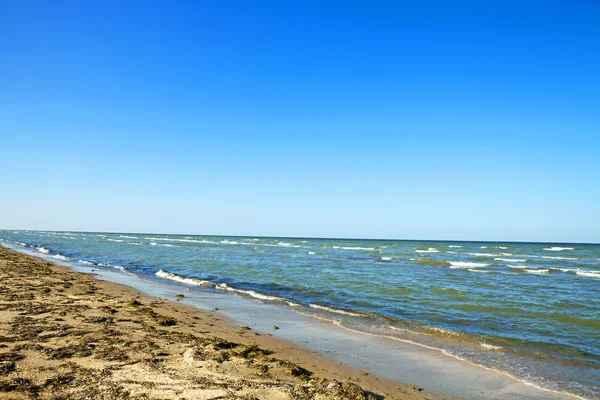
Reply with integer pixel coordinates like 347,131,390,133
1,1,599,243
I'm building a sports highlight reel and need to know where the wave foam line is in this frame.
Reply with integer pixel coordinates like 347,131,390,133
155,270,298,305
146,237,219,244
494,258,526,262
156,270,215,287
507,265,549,274
415,248,439,253
332,246,376,251
544,247,575,251
449,261,489,269
468,252,513,257
308,304,363,317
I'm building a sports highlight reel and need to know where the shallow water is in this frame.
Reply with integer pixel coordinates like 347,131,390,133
1,230,598,398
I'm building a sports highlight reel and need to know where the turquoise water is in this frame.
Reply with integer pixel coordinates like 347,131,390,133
1,230,599,398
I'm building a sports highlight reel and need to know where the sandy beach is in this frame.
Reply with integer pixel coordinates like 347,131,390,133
0,246,441,399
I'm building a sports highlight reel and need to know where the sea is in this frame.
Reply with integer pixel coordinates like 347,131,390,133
1,230,598,398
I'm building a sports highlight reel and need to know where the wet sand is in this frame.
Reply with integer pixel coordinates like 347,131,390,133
0,246,440,399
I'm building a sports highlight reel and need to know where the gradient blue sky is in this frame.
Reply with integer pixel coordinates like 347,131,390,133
1,1,599,242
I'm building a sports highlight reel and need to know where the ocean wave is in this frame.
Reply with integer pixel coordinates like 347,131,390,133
216,283,287,301
78,260,95,265
468,268,492,273
541,255,578,260
37,247,50,254
557,268,600,278
573,270,600,278
507,265,549,274
428,327,460,336
414,248,439,253
494,258,526,262
481,343,503,351
156,270,215,287
448,245,462,248
119,235,139,239
106,239,124,242
526,269,550,274
53,254,71,261
544,247,575,251
308,304,363,317
155,270,298,304
480,246,488,248
308,251,316,255
467,252,513,257
146,237,219,244
449,261,489,269
380,256,393,261
332,246,376,251
277,241,300,247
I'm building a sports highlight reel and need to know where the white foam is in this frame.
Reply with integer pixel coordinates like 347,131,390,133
415,248,439,253
526,269,549,274
498,246,508,249
381,257,392,261
119,235,139,239
150,242,158,246
156,270,215,287
146,237,218,244
54,254,71,260
467,252,513,257
333,246,376,251
543,247,574,251
481,343,503,351
309,304,362,317
277,241,297,247
574,270,600,278
308,251,316,255
106,239,124,242
78,260,94,265
494,258,526,262
217,284,284,301
155,270,294,302
556,269,600,278
37,247,50,254
541,255,578,260
449,261,489,269
507,265,530,269
430,327,460,336
221,240,239,245
480,246,488,249
468,268,491,273
448,245,462,248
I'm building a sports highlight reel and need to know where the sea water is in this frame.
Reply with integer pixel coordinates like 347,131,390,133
1,230,598,398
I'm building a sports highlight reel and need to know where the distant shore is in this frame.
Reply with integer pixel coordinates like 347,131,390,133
0,245,438,399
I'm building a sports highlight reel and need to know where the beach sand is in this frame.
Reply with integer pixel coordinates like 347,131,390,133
0,246,440,399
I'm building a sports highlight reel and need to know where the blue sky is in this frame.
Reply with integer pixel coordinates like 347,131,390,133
1,1,599,242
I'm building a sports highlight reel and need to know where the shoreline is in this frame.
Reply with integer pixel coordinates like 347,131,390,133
0,245,438,399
